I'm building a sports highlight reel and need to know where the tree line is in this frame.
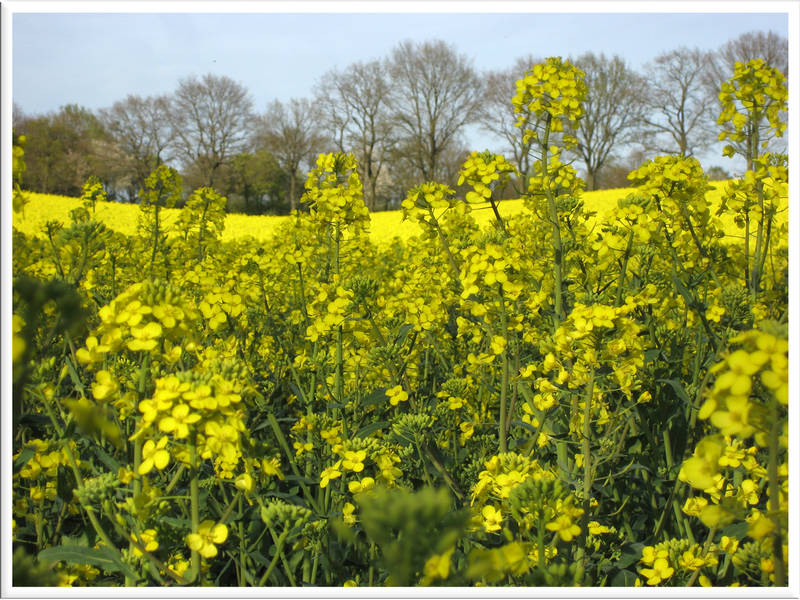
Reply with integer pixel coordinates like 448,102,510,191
12,29,787,214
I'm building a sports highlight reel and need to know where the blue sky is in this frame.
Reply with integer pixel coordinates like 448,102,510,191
10,9,790,169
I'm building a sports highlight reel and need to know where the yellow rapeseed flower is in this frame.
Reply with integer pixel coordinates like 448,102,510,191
420,546,455,585
320,461,343,488
186,520,228,559
386,385,408,406
342,450,366,472
139,437,170,475
640,557,674,585
545,514,581,542
348,477,375,495
158,404,201,439
131,529,159,557
709,395,754,437
481,505,503,533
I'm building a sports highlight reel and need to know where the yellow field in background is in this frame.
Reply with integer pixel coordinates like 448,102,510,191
11,181,783,245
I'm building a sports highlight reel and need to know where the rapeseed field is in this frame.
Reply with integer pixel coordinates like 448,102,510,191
11,56,788,589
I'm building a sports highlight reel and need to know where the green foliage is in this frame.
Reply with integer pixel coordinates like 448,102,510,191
13,104,109,197
357,486,468,585
717,58,787,162
177,187,227,261
81,175,107,213
221,151,289,214
13,136,29,215
13,547,61,587
138,165,183,276
139,165,183,209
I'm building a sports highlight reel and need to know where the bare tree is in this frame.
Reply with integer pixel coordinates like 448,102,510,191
639,47,717,158
315,60,394,210
387,39,482,183
12,102,26,132
705,30,788,156
478,55,541,190
169,73,254,188
571,52,647,190
101,94,173,194
256,98,325,212
708,30,788,85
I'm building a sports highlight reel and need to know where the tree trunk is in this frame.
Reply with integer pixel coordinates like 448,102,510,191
289,171,297,212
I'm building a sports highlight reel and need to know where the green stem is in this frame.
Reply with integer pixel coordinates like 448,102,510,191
164,465,186,496
537,512,545,570
257,527,289,586
40,394,122,565
188,440,200,584
267,413,322,514
685,527,717,587
540,114,565,330
578,369,594,570
754,197,774,297
744,196,752,293
310,553,319,585
415,440,434,488
61,444,120,561
498,288,509,453
237,495,247,586
217,489,243,525
428,207,461,282
751,175,765,295
767,401,786,586
652,435,694,544
615,230,635,307
423,446,464,500
150,204,160,276
488,197,508,236
267,524,296,586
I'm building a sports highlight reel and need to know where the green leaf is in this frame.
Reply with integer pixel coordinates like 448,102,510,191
516,381,535,403
610,568,639,586
644,347,661,364
247,550,268,567
60,533,90,547
13,447,35,470
17,414,51,428
615,543,644,570
720,521,749,540
355,421,389,439
670,273,698,310
657,378,692,406
159,516,191,529
394,323,414,347
361,388,387,407
63,354,84,394
93,446,121,474
38,546,139,581
284,474,315,485
510,419,537,435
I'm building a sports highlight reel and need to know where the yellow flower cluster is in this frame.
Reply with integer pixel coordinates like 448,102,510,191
472,452,553,504
638,539,723,586
302,152,369,230
401,182,458,228
718,59,787,153
700,328,788,438
15,439,81,508
135,369,248,478
513,57,587,146
76,280,200,365
458,151,517,205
